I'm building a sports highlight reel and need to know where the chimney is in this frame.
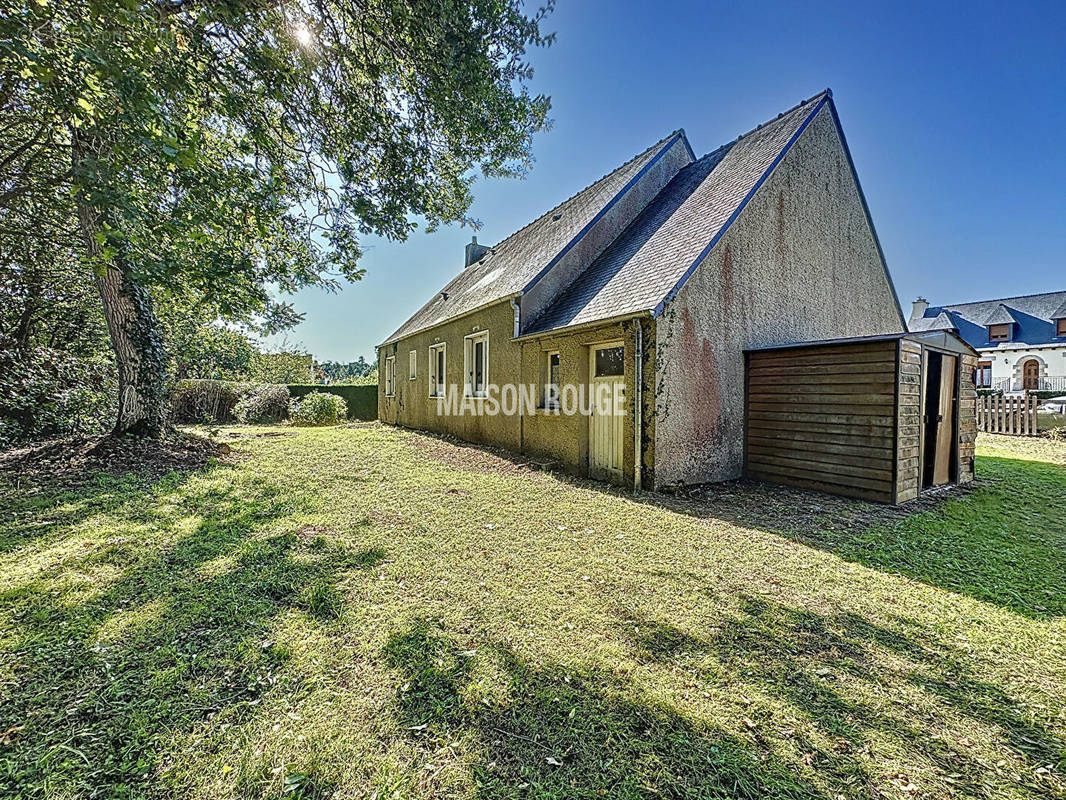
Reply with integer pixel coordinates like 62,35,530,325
464,236,490,268
910,297,929,322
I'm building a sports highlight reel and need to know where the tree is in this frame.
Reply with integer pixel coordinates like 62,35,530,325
2,0,553,437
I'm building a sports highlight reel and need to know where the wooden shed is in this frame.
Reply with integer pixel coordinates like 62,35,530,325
744,331,978,503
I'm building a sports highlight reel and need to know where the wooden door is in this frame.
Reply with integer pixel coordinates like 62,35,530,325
1022,359,1039,391
589,343,625,483
932,354,956,485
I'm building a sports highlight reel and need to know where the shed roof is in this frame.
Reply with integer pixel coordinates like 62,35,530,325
746,329,979,357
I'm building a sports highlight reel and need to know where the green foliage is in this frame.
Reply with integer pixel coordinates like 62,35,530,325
170,379,248,424
349,367,379,387
250,351,313,384
1,0,554,434
234,384,290,424
165,319,259,381
289,392,348,426
315,356,375,384
0,346,115,445
287,384,376,420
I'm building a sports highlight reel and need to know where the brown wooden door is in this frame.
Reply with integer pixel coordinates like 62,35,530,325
1022,359,1039,391
933,355,956,485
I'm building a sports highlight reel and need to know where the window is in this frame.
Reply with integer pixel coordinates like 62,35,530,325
384,356,395,396
429,342,446,397
409,350,417,380
542,351,560,408
988,323,1011,342
464,331,489,396
975,360,992,388
594,345,625,377
1057,318,1066,337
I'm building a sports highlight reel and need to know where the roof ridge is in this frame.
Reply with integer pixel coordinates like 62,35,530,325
482,129,684,255
692,89,832,160
933,288,1066,309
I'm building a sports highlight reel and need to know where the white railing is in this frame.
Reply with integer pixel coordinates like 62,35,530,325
990,376,1066,393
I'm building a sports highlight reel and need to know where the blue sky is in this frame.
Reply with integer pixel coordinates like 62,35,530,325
269,0,1066,363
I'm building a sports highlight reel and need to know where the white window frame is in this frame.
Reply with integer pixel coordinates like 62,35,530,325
429,342,447,398
543,350,560,409
464,330,490,397
384,356,395,397
408,350,417,380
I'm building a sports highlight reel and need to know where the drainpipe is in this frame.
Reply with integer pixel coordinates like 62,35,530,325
510,297,520,338
512,297,523,452
633,321,643,491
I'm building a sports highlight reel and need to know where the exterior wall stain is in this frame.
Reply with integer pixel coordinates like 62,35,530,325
654,104,906,487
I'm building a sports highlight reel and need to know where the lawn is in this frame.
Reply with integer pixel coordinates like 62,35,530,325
0,426,1063,800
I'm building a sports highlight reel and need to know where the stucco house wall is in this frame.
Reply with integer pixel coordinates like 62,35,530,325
983,346,1066,388
379,302,653,485
653,104,906,486
377,299,523,451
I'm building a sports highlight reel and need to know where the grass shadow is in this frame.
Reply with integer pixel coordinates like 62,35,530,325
0,463,382,798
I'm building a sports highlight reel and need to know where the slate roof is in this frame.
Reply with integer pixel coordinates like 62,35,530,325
524,94,829,333
380,130,685,344
909,290,1066,348
382,90,848,344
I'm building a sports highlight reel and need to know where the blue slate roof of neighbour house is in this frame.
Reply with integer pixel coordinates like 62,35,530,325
909,291,1066,349
383,90,889,345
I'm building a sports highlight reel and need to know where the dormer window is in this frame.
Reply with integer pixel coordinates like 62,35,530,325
1057,318,1066,337
988,323,1011,342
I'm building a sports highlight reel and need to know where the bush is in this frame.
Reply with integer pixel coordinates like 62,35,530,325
1047,427,1066,442
289,391,348,426
170,379,247,423
287,384,377,420
0,347,116,446
234,384,290,423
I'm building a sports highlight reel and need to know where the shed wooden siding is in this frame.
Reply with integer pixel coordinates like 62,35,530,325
745,340,899,502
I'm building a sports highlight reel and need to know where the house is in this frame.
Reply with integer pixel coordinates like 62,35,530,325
378,90,976,499
908,292,1066,393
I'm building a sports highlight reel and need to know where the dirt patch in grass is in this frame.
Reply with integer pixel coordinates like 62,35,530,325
0,431,229,488
654,477,983,535
403,430,545,475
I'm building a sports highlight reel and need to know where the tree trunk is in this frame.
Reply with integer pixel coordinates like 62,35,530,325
75,197,168,438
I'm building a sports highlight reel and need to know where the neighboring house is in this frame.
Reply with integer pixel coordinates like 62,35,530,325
378,90,911,490
908,293,1066,394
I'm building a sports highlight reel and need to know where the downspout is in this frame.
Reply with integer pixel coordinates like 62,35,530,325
633,320,643,491
512,297,523,451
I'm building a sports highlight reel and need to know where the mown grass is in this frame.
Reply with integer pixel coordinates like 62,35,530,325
0,426,1063,799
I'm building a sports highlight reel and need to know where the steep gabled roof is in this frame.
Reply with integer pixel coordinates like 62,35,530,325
381,89,901,345
524,93,832,333
983,303,1017,326
909,290,1066,347
380,130,687,344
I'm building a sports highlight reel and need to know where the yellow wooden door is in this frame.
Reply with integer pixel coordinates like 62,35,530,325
932,354,956,485
589,343,625,483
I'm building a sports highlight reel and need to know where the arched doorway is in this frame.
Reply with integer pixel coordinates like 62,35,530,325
1022,358,1040,391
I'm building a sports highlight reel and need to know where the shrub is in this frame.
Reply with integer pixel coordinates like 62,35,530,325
287,384,376,420
170,379,246,423
0,346,116,446
234,384,290,423
289,391,348,426
1047,427,1066,442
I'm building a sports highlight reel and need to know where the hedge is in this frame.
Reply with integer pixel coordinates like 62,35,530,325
287,384,377,420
